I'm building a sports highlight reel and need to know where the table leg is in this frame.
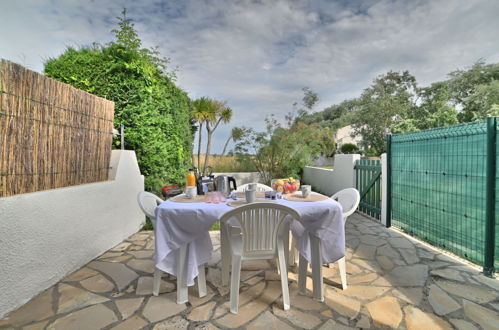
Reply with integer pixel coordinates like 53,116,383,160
152,268,162,296
176,243,188,304
197,265,207,297
298,253,308,295
310,234,324,302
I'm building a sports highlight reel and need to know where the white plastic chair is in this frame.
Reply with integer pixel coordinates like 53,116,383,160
137,191,207,299
220,203,300,314
327,188,360,289
236,183,273,192
297,188,360,294
222,182,274,283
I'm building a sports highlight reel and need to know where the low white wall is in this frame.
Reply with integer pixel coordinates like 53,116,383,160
302,154,361,196
0,150,144,318
212,172,263,187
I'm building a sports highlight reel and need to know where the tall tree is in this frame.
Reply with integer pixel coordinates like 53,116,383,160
192,97,213,172
352,71,417,154
220,127,246,157
463,80,499,120
391,82,459,133
448,60,499,122
202,99,233,175
291,87,319,125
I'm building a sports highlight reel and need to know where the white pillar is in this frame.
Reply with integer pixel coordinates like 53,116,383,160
381,153,387,226
331,154,361,195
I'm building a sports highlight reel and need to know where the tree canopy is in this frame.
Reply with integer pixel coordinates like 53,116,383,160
44,9,193,193
298,60,499,155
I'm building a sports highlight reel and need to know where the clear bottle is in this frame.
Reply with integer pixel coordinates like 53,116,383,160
186,169,196,187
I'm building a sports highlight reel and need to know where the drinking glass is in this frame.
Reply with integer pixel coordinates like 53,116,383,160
301,185,311,198
245,189,256,203
186,186,197,199
205,191,213,203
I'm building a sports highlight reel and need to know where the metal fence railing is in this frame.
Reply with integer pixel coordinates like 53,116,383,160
355,159,381,220
386,118,497,275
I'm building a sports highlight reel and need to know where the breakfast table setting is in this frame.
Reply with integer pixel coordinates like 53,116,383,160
154,178,345,303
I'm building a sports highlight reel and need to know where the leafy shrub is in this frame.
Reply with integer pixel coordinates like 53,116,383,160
44,11,193,193
235,118,330,183
141,217,154,231
340,143,359,154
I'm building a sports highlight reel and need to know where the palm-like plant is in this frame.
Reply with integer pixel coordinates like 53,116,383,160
220,127,245,157
203,99,232,175
192,97,214,174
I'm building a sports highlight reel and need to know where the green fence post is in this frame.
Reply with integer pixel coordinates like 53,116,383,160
386,135,392,228
484,117,496,277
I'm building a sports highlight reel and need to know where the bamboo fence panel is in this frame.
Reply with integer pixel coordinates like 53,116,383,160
0,59,115,197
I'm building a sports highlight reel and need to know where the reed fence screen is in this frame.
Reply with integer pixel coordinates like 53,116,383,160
0,59,114,197
387,119,497,275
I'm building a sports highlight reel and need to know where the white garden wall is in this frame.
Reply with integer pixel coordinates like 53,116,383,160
302,154,361,196
0,150,144,318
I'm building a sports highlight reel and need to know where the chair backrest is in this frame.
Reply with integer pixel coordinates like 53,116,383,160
220,203,300,258
331,188,360,220
237,183,273,192
137,191,164,222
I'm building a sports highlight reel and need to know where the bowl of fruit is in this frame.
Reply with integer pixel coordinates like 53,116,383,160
271,178,300,194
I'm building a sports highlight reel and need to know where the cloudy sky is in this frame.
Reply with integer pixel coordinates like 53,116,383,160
1,0,499,153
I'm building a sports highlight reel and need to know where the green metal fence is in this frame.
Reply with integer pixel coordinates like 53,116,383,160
387,118,497,275
355,159,382,220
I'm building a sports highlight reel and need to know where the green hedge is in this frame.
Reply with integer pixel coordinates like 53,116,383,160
44,21,193,193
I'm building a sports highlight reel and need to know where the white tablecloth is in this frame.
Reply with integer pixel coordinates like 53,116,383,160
155,194,344,286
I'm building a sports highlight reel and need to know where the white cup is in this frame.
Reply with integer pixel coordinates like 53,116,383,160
186,186,197,199
301,185,311,198
245,189,256,203
246,183,257,191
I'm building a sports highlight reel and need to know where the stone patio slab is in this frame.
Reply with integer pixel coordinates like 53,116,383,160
115,297,144,319
88,261,139,291
57,284,109,314
142,293,187,323
6,287,54,327
2,213,498,329
47,304,117,330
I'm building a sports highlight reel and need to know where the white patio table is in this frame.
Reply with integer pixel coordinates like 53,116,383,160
154,193,344,303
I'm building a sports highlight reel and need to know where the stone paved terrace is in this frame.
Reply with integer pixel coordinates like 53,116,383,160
1,213,498,330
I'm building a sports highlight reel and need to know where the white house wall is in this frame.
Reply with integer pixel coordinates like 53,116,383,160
0,150,144,318
302,154,361,196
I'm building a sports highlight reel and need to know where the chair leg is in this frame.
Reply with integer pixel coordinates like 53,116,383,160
221,225,230,286
153,267,162,296
282,225,290,268
289,236,298,267
277,240,290,310
338,257,348,290
310,234,324,302
298,254,308,295
197,264,207,297
230,255,242,314
176,243,188,304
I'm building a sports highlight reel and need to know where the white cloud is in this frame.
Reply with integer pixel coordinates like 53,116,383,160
1,0,499,153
